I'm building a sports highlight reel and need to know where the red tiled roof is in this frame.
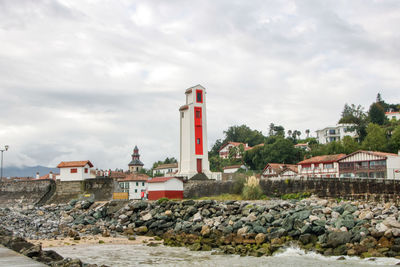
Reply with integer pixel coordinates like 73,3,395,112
385,111,399,114
298,154,346,165
148,177,177,183
154,163,178,170
223,165,243,170
179,105,189,111
219,142,251,152
118,173,149,182
57,160,93,168
262,163,297,174
38,173,59,180
110,171,126,179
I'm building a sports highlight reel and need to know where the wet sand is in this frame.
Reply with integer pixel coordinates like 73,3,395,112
28,235,162,248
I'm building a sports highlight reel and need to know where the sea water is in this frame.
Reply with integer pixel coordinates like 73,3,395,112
49,244,400,267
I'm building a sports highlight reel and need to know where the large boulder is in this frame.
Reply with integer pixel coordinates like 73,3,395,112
327,231,351,248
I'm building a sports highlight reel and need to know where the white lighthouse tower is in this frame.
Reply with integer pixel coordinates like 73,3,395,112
177,85,211,179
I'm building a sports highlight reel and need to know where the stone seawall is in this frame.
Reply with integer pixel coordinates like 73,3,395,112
48,178,115,204
0,180,54,207
184,178,400,202
0,178,115,206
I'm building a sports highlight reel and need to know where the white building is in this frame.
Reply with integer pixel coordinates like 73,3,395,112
338,150,400,179
223,164,248,174
261,163,298,179
316,124,357,144
118,173,149,200
153,163,178,177
218,142,252,159
297,154,346,178
386,111,400,121
148,177,183,200
57,160,94,181
177,85,212,179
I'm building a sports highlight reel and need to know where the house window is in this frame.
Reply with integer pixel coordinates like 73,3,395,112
135,189,137,193
70,168,77,173
329,129,336,135
84,168,88,173
142,182,145,186
125,182,129,189
324,163,333,169
196,90,203,103
136,182,138,186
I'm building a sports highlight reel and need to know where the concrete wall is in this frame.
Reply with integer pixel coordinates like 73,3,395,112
0,180,54,207
184,177,400,202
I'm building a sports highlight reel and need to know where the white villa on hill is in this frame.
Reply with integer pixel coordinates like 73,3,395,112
316,124,357,144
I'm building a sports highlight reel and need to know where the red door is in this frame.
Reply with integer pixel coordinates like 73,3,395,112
197,159,202,173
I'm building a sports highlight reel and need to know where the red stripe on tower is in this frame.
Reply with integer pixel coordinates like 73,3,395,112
194,107,203,155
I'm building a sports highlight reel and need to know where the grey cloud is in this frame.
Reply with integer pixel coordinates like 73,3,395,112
0,0,399,170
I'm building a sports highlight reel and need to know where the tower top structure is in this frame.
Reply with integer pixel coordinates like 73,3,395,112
128,145,144,173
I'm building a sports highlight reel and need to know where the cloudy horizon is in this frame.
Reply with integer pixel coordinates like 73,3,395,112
0,0,399,170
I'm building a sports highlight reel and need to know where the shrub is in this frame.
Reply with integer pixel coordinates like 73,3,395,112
281,192,311,200
232,175,246,194
241,176,264,200
157,197,169,204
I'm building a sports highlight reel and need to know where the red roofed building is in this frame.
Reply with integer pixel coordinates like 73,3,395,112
262,163,298,179
219,142,253,159
298,154,346,178
38,171,58,180
338,150,400,179
118,173,149,200
57,160,94,181
147,177,183,200
385,111,400,121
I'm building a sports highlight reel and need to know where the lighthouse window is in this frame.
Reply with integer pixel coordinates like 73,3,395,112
196,110,201,118
197,138,201,144
196,90,203,103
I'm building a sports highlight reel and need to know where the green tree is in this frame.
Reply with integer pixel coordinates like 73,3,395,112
243,136,302,170
268,123,285,137
338,103,368,141
368,102,386,125
341,136,360,154
209,139,223,157
223,125,265,146
362,123,387,151
388,125,400,153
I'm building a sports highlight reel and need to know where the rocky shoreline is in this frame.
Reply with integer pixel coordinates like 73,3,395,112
0,226,109,267
2,197,400,261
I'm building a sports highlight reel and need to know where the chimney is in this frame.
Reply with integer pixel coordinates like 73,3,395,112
49,171,53,179
36,172,39,179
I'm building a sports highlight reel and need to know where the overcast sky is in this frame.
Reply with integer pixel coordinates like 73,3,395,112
0,0,399,170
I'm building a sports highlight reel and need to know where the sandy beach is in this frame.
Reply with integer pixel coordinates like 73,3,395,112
28,235,162,248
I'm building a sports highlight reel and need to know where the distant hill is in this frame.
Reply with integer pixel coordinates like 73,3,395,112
2,165,58,178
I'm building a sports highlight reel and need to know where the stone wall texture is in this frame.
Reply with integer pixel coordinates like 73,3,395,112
0,180,54,207
184,177,400,202
0,178,115,206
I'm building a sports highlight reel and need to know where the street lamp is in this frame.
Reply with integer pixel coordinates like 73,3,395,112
1,145,9,179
